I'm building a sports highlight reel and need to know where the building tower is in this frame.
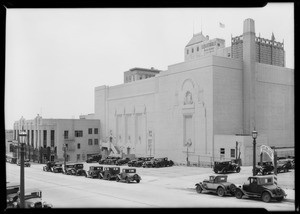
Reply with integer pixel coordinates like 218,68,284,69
242,18,256,135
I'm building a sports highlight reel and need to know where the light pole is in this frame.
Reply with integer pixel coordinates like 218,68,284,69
252,129,258,176
19,130,27,208
184,139,192,166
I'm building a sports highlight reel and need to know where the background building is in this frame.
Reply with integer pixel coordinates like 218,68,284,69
93,18,293,166
124,67,161,83
13,115,101,163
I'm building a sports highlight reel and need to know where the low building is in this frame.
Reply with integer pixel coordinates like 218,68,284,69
13,115,101,163
124,67,161,83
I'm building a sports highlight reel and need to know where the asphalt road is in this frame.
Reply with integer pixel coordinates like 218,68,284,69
6,162,295,211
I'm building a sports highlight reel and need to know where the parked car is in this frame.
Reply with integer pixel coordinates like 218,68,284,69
12,188,53,208
276,159,292,173
86,154,102,163
195,175,236,197
143,157,174,168
52,163,64,173
6,156,17,164
213,160,241,174
64,163,76,175
86,166,104,178
235,176,287,203
43,161,55,172
100,167,120,180
116,168,141,183
116,157,131,166
99,156,120,165
6,182,20,208
253,161,274,175
17,159,31,167
131,157,154,167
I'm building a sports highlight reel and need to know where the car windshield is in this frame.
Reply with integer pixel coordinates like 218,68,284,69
258,177,273,185
25,191,41,199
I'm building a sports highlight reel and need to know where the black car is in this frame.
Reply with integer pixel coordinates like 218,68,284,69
116,168,141,183
213,160,241,174
235,176,286,203
143,157,174,168
276,159,292,173
86,154,102,163
17,159,31,167
64,163,76,175
52,163,64,173
116,158,131,166
85,166,104,178
254,161,274,175
43,161,55,172
6,182,20,208
99,156,120,165
100,167,120,180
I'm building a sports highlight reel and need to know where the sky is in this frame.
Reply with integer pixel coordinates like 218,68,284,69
5,3,294,129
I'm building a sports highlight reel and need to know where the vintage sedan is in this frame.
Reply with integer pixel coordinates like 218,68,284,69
253,161,274,175
6,182,20,208
86,166,104,178
64,163,76,175
195,175,236,197
17,159,31,167
276,159,293,173
235,176,287,203
13,188,52,208
52,163,64,173
100,167,120,180
86,154,102,163
213,160,241,174
116,157,131,166
43,161,55,172
116,168,141,183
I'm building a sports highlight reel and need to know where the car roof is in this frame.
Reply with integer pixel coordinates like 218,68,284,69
7,182,20,187
249,175,273,179
25,188,42,193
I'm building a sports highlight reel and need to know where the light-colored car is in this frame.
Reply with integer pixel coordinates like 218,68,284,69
13,188,53,208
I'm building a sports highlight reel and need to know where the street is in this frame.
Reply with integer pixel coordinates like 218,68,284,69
6,162,295,210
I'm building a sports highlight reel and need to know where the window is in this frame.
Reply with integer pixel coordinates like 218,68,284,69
88,139,93,145
43,130,47,148
192,48,194,53
50,130,55,147
77,154,80,161
64,130,68,139
220,148,225,154
94,139,99,145
77,143,80,149
94,128,98,134
88,128,92,134
75,130,83,137
231,149,235,158
187,49,189,54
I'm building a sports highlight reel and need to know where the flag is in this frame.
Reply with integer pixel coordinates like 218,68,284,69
219,22,225,28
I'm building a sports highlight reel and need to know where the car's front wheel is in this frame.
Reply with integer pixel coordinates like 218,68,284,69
217,187,225,197
235,189,243,199
196,185,202,193
136,179,140,183
236,167,241,173
262,192,271,203
116,177,120,182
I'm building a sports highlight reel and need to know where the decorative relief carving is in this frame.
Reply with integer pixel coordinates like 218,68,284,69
184,91,193,105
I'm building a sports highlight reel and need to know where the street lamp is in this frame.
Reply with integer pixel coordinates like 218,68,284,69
18,130,27,208
184,139,192,166
252,129,258,176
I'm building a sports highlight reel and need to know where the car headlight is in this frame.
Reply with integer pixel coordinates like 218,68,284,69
9,198,13,202
30,203,35,207
7,199,9,203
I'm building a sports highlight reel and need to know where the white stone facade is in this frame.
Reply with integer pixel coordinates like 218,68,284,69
93,18,294,166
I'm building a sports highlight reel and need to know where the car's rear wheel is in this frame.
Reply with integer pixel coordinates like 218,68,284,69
276,196,284,202
196,185,202,193
229,184,236,194
116,177,120,182
262,192,271,203
235,189,243,199
217,187,225,197
136,179,140,183
236,167,241,173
